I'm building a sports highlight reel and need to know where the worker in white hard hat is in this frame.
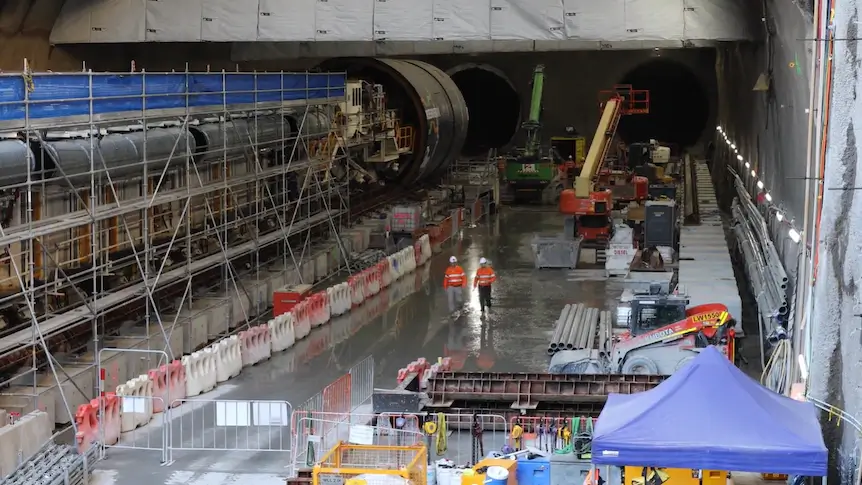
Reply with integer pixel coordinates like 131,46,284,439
443,256,466,313
473,257,496,312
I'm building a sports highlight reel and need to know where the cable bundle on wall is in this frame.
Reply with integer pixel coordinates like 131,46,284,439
728,167,789,331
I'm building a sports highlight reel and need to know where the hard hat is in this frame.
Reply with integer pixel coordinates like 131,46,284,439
479,257,488,265
449,256,457,263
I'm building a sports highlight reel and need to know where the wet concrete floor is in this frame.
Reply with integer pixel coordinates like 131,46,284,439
91,207,753,485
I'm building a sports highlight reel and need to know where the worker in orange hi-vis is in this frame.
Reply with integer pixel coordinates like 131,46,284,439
444,256,467,313
473,257,496,313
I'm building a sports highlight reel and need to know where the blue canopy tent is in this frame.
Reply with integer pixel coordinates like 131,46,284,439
591,346,827,475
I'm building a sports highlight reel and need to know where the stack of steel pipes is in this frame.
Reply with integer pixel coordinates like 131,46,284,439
547,304,614,355
729,170,789,327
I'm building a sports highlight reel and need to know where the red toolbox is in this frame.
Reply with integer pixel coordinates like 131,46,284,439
273,284,313,317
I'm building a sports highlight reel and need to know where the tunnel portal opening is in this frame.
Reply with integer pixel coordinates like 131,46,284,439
617,59,709,147
449,65,521,157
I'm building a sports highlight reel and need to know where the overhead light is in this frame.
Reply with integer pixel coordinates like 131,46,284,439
717,126,723,132
751,170,756,177
757,180,764,189
745,162,751,169
788,228,801,243
731,143,736,150
737,154,743,161
765,193,773,202
776,211,783,221
797,354,809,380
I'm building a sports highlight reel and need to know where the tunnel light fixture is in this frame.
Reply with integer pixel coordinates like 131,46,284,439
788,228,802,243
757,180,764,189
717,125,723,132
776,211,783,221
751,170,756,177
765,193,773,202
745,162,751,169
731,143,736,150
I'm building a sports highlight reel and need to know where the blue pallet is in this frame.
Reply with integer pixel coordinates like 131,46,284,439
0,72,346,123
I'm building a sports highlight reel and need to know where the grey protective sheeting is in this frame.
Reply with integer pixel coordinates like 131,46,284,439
50,0,754,43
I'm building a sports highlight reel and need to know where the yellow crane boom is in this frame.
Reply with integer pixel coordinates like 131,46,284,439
575,96,623,198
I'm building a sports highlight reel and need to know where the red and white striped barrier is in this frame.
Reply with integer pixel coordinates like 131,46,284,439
214,335,242,382
270,312,296,351
182,347,218,397
147,361,185,413
294,299,311,339
115,375,153,432
349,274,366,307
240,324,272,366
309,292,330,328
366,267,381,296
379,259,392,288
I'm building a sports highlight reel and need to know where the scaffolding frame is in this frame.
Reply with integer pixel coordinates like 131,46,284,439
0,62,353,445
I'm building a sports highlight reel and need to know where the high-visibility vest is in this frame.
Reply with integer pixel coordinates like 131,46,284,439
444,265,466,288
474,267,497,287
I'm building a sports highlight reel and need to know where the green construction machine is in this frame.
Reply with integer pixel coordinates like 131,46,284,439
502,65,584,204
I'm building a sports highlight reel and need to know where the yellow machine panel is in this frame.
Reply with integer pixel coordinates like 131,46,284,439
624,467,727,485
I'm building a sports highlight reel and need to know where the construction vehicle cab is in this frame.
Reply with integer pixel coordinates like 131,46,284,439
627,287,688,336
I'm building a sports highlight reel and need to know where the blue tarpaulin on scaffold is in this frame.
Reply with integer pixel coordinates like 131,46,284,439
0,72,346,123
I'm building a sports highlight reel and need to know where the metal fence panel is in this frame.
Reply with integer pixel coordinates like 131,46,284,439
169,398,292,452
349,355,375,410
291,413,423,472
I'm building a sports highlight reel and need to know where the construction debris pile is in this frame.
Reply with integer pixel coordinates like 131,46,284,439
547,304,613,355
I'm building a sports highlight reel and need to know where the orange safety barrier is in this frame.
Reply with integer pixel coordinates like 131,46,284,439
75,393,121,452
322,372,352,417
148,360,186,413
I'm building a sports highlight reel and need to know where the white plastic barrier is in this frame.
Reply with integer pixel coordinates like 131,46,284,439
270,312,296,352
240,324,272,367
115,375,153,432
182,347,218,397
388,253,401,281
214,335,242,382
405,247,417,274
328,282,351,316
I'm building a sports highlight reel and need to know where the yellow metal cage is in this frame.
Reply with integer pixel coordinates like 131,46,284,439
312,442,428,485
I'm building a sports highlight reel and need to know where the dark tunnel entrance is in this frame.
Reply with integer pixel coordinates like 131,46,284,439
448,65,521,157
617,59,709,147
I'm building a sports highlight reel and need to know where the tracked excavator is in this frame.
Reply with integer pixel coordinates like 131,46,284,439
502,65,574,204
